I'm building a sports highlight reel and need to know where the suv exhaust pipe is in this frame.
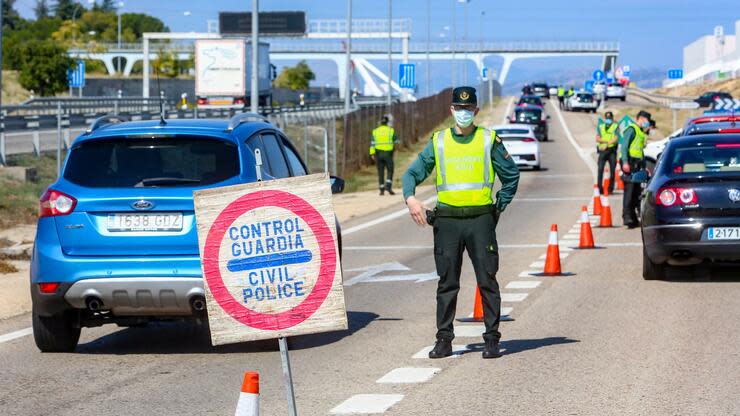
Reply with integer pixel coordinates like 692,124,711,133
190,296,206,313
85,296,104,312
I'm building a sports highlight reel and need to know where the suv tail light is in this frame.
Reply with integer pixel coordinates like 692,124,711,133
234,97,245,105
38,282,60,293
521,137,536,142
39,189,77,217
657,187,697,206
197,97,208,105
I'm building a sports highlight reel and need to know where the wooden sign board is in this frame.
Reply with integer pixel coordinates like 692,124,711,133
194,173,347,346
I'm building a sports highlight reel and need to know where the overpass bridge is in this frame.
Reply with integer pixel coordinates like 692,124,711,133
67,18,618,99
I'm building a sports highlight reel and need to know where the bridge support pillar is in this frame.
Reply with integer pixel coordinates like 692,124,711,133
123,57,138,77
602,54,617,74
101,56,117,76
334,56,350,100
498,55,516,87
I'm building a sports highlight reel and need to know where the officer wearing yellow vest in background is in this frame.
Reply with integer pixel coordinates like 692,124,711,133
370,116,398,195
621,110,654,228
596,111,619,195
402,87,520,359
557,86,565,109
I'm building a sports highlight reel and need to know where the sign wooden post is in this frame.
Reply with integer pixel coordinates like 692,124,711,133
194,173,347,415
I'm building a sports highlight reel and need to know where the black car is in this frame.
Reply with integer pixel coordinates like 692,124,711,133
510,105,548,141
694,91,733,108
532,83,550,98
684,120,740,136
641,133,740,279
517,95,544,108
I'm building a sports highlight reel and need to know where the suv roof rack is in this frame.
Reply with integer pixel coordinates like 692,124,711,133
85,115,130,134
225,112,269,132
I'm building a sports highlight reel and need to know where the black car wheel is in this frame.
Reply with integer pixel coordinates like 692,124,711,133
621,97,626,102
33,308,81,352
642,246,665,280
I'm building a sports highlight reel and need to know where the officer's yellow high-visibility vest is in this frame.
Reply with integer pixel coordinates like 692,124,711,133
557,87,564,97
433,127,495,207
598,123,618,149
627,122,646,159
370,125,395,154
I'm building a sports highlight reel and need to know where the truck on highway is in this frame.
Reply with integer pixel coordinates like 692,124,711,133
195,39,273,109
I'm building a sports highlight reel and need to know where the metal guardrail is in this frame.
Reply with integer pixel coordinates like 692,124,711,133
625,87,694,108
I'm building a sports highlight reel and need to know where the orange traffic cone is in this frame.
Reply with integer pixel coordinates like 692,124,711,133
603,169,611,197
472,287,484,321
578,205,595,249
542,224,562,276
599,195,613,228
615,165,624,191
592,185,603,216
235,372,260,416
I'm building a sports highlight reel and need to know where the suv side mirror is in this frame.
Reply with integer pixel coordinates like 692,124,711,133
330,176,345,194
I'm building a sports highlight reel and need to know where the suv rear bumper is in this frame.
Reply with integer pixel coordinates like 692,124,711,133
64,277,204,316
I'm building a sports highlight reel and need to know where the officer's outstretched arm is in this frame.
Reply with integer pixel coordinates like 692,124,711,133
491,135,520,213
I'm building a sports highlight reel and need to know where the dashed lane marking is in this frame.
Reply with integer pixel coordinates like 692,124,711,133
0,327,32,345
330,394,405,414
342,195,437,236
550,101,598,180
539,252,569,259
455,325,486,337
502,293,528,302
506,281,542,289
518,271,539,277
529,260,545,268
376,367,441,384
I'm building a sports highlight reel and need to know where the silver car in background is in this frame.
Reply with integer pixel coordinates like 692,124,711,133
605,83,626,101
566,91,598,113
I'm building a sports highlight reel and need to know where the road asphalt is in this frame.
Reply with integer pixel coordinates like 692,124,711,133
0,98,738,416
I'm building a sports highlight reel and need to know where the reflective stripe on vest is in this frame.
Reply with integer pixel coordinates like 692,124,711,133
598,123,618,147
627,123,646,159
433,127,495,207
371,125,395,151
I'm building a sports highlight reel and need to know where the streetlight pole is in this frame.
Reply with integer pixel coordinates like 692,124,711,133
426,0,430,97
451,0,456,87
386,0,392,110
250,0,259,114
0,0,4,114
342,0,352,175
117,2,123,74
463,0,468,85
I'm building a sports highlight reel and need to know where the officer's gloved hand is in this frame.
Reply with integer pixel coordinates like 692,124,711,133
493,206,502,224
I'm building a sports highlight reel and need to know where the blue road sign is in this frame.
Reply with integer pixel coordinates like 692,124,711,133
584,80,594,92
667,69,683,80
482,67,488,81
592,69,605,81
68,60,86,88
399,63,416,89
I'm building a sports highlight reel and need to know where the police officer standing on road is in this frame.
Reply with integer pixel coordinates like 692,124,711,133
557,85,565,109
621,110,654,228
596,111,619,195
402,87,520,359
370,116,399,195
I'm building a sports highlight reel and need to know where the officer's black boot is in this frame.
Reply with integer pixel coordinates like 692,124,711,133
379,186,385,196
385,181,395,195
482,339,502,359
428,339,453,359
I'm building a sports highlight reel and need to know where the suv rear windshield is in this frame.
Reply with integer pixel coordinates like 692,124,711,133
496,128,530,135
668,143,740,174
578,94,594,102
64,137,240,187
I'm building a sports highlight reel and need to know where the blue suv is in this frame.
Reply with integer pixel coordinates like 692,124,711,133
30,114,344,352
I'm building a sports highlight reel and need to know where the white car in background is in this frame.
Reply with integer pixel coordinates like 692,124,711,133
492,124,541,170
605,83,627,101
644,128,684,173
548,85,559,97
566,91,598,112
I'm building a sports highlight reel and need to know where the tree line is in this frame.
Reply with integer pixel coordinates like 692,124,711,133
2,0,167,96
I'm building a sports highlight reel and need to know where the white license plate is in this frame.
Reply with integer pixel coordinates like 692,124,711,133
707,227,740,240
107,213,183,232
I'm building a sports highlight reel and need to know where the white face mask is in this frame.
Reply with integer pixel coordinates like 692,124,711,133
454,109,475,128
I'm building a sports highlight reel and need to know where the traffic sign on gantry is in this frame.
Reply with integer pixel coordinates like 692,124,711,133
592,69,605,81
194,173,347,346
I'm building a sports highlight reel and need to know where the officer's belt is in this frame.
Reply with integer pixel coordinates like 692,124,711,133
434,205,493,218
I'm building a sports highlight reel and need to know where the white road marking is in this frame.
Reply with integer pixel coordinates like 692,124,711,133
539,252,570,259
342,195,436,236
356,272,439,284
562,235,579,240
550,101,598,180
501,96,515,124
345,243,580,251
330,394,405,414
455,325,485,337
0,327,32,345
413,344,469,359
501,306,513,316
529,260,545,268
502,293,529,302
376,367,441,384
506,281,542,289
344,262,409,286
518,271,539,277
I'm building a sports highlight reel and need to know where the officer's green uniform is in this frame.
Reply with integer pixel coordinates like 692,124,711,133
596,121,618,195
370,124,398,195
621,114,650,227
402,87,520,344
